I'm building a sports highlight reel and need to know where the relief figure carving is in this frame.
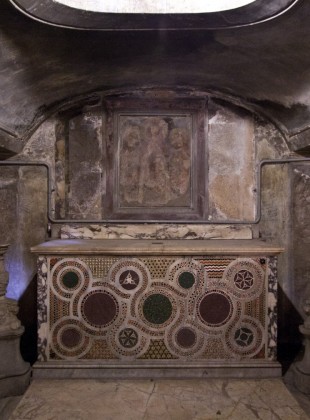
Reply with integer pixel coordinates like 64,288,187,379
119,116,191,208
168,127,191,198
139,117,171,205
119,124,142,204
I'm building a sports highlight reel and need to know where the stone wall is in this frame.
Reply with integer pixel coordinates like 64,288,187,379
208,100,256,221
292,164,310,314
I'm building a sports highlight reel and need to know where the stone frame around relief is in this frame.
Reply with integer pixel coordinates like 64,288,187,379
105,98,207,221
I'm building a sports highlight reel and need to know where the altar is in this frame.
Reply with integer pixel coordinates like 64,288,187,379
31,239,283,378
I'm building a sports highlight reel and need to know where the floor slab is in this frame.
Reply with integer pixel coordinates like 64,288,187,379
9,378,309,419
0,396,21,420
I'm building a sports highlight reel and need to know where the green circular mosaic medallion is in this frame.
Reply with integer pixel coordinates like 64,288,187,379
178,271,195,289
62,271,79,289
143,293,173,325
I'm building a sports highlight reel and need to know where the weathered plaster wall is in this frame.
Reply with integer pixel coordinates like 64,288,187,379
255,118,293,354
67,113,103,220
292,164,310,314
208,101,255,221
1,119,54,300
0,168,18,246
5,167,47,300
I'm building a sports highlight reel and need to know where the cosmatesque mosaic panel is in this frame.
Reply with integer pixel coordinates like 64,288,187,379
37,256,277,363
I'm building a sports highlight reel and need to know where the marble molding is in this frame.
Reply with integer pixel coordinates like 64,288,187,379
32,239,283,255
0,244,31,398
37,256,48,362
60,224,253,240
267,256,278,360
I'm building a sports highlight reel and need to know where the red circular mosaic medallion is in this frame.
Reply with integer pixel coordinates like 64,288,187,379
60,327,82,348
199,291,232,326
82,292,118,327
176,327,197,348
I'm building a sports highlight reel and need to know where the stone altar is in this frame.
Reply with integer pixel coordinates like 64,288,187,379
31,239,283,378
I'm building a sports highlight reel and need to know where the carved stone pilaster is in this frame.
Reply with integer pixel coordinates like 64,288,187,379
294,299,310,394
0,244,31,398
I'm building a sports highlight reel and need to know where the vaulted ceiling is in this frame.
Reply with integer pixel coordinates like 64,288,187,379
1,0,310,155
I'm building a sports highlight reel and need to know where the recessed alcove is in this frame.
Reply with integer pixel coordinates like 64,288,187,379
53,90,258,224
24,89,289,377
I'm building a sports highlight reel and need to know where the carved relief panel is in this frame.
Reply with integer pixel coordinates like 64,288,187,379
118,115,191,207
105,97,207,220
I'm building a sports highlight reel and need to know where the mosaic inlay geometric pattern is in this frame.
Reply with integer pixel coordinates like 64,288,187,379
37,256,276,362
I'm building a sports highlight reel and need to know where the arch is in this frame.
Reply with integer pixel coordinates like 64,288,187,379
9,0,300,30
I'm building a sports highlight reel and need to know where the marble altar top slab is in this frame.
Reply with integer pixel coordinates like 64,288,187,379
31,239,284,256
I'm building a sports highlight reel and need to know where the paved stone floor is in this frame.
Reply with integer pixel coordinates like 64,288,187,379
0,396,21,420
5,378,310,419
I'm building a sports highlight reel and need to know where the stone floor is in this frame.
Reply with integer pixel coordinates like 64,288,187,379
5,378,310,420
0,396,21,420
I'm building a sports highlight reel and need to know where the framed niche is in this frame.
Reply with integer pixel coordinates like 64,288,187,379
105,97,207,221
